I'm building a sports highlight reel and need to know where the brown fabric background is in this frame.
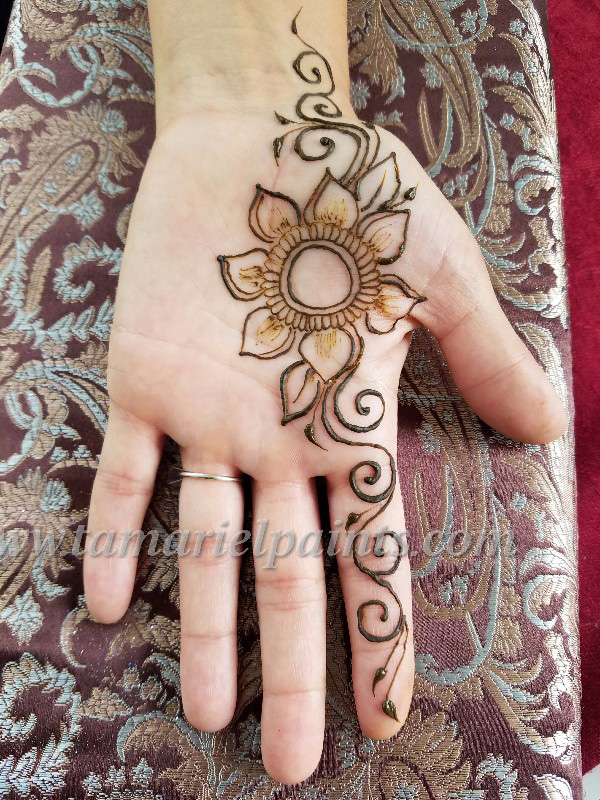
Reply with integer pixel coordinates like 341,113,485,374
0,1,580,798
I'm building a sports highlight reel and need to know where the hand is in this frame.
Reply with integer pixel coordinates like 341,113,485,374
83,106,565,785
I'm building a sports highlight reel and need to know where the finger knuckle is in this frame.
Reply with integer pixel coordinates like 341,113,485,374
181,628,236,643
256,572,325,612
94,465,153,499
264,684,324,700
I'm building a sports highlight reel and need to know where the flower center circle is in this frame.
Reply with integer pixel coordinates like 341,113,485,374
288,244,353,310
279,240,361,316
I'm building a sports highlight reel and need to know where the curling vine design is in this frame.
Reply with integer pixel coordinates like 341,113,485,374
217,12,426,720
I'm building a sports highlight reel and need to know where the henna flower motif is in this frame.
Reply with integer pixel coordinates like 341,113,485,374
218,154,425,389
218,22,423,722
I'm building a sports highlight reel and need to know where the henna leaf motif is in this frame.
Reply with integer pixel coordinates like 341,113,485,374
280,360,322,425
356,152,402,211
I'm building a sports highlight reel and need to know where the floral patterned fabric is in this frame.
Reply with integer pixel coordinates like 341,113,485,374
0,1,581,798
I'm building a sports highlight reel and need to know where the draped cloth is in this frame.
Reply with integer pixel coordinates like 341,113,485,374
0,1,581,797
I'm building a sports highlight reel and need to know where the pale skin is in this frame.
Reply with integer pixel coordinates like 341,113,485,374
83,0,567,786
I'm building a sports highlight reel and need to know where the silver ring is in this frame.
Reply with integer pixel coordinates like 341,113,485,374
178,469,242,483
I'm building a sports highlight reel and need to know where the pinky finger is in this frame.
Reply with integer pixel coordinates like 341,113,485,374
84,402,163,623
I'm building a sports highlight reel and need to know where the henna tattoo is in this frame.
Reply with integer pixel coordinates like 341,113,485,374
217,12,426,722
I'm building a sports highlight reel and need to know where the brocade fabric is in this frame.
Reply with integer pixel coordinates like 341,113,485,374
0,1,581,798
547,0,600,774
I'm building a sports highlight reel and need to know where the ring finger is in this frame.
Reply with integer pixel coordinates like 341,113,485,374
178,453,245,732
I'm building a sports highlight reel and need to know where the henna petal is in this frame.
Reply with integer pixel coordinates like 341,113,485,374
240,306,295,358
358,209,410,265
356,153,401,212
249,185,301,243
218,249,268,300
299,327,357,381
304,169,359,229
366,278,426,334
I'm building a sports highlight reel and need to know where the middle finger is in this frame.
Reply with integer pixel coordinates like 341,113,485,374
253,478,326,785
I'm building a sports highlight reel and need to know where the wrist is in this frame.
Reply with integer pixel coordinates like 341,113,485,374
147,1,355,131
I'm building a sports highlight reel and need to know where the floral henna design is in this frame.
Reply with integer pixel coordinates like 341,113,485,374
217,13,426,722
